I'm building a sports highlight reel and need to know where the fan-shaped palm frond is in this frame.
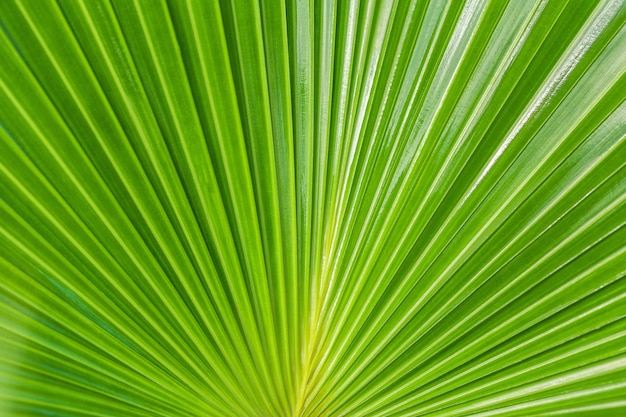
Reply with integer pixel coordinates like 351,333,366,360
1,0,625,416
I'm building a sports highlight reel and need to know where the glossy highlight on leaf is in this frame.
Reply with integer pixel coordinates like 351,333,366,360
0,0,625,416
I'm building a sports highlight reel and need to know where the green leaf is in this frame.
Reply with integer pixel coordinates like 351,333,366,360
1,0,625,416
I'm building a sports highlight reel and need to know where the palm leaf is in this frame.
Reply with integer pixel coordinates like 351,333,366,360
1,0,625,416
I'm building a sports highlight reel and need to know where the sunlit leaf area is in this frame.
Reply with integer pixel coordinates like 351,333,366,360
1,0,625,416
